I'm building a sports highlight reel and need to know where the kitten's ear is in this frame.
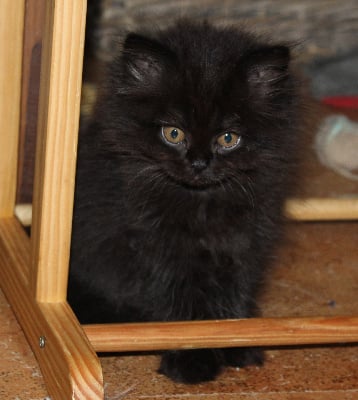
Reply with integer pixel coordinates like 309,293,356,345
120,33,171,86
245,45,291,97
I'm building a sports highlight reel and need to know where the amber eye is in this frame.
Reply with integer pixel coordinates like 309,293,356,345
162,126,186,145
217,132,241,150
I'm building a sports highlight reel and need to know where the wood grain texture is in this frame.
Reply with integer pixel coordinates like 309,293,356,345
284,197,358,220
0,1,25,217
0,218,104,400
84,316,358,353
0,1,105,398
31,0,86,303
17,0,46,204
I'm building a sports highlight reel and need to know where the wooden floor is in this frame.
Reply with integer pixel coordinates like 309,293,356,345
1,103,357,398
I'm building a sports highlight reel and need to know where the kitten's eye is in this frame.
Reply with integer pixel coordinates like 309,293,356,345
162,126,186,145
217,132,241,150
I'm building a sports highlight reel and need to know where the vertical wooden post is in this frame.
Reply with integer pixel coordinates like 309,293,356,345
28,1,104,398
0,0,25,217
17,0,46,204
31,0,85,303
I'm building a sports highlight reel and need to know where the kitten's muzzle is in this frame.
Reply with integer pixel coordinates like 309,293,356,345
191,159,209,173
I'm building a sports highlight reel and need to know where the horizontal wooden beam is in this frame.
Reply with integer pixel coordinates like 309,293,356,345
83,316,358,353
13,197,358,227
285,197,358,221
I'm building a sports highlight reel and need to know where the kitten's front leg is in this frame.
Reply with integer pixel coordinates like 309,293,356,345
221,346,264,369
156,257,264,383
156,293,223,383
158,347,263,383
158,349,222,384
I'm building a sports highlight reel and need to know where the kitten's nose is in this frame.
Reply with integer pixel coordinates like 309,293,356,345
191,159,208,172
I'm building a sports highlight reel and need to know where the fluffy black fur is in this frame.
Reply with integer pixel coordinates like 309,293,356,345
69,20,301,384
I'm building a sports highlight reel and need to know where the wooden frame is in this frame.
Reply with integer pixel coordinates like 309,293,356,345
0,1,103,398
0,1,357,399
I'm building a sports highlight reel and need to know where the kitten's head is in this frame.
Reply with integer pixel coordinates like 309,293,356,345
100,21,300,198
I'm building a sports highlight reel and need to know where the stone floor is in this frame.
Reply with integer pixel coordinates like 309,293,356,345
0,103,357,399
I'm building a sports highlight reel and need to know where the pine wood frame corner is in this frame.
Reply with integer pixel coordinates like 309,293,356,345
0,1,103,399
0,2,357,399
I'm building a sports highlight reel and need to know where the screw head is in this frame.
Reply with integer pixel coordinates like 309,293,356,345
39,336,46,348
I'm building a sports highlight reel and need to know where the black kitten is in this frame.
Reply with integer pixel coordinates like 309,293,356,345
69,20,301,384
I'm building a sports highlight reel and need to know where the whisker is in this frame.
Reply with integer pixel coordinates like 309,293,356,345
223,172,256,209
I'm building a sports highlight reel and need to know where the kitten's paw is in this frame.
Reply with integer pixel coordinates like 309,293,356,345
158,349,221,384
222,347,264,368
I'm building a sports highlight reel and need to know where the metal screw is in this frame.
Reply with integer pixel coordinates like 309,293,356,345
39,335,46,348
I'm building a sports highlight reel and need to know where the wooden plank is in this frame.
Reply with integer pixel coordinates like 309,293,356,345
285,198,358,221
0,0,25,217
17,0,46,204
31,0,86,303
13,198,358,228
0,218,104,399
0,1,105,398
84,317,358,353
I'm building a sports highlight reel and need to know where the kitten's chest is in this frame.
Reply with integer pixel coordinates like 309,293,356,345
130,195,250,257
